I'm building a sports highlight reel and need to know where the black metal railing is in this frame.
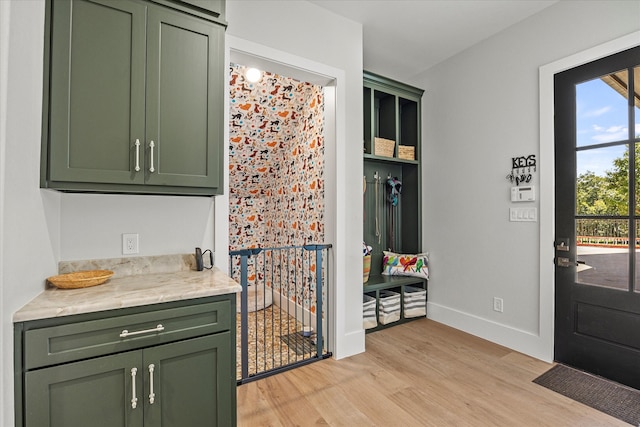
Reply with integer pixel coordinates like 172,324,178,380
229,244,332,384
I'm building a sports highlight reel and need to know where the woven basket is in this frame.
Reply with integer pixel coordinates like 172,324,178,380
47,270,114,289
398,145,415,160
374,137,395,157
363,255,371,283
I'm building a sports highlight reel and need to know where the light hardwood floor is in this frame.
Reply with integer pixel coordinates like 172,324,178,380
237,318,627,426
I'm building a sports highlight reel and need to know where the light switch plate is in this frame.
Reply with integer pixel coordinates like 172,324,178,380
509,207,537,222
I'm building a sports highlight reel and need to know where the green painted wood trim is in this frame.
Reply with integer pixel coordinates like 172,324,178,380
150,0,228,26
364,70,425,99
14,323,24,427
18,294,234,330
40,0,52,190
364,275,427,289
229,292,237,426
24,300,230,370
43,180,222,196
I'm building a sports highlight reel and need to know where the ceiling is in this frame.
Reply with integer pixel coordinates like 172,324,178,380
308,0,559,82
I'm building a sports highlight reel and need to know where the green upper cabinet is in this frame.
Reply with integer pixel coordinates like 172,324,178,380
145,6,223,190
43,0,225,196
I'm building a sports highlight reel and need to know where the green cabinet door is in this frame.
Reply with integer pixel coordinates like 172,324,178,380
144,333,234,427
24,351,143,427
23,334,234,427
48,0,147,185
45,0,224,195
145,7,223,189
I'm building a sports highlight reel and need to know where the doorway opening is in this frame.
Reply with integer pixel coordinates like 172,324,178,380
228,63,332,382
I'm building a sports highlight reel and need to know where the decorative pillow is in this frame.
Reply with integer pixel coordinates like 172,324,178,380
381,251,429,279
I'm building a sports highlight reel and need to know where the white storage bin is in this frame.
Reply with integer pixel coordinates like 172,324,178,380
363,294,377,329
403,286,427,318
378,290,401,325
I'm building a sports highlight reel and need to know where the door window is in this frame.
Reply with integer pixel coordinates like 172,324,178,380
575,67,639,292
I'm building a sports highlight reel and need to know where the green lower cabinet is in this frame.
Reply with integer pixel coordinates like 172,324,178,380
24,334,232,427
17,297,237,427
144,333,233,427
25,351,142,427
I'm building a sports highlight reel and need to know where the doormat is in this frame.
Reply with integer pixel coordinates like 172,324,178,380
280,332,315,356
533,364,640,425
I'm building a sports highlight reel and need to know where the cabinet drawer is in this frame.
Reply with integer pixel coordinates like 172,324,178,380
24,301,229,370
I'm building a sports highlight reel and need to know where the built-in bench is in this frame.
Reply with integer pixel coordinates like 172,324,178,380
363,274,427,332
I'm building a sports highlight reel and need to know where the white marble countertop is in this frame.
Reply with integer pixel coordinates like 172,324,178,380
13,267,241,323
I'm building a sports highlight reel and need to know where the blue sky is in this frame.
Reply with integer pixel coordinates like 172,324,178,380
576,73,640,176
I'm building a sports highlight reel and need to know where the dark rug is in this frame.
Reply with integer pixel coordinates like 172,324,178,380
533,364,640,425
280,332,315,356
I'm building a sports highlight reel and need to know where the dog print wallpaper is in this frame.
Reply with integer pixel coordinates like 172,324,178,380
229,65,326,314
228,64,325,250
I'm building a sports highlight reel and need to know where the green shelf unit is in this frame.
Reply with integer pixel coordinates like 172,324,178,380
363,72,427,331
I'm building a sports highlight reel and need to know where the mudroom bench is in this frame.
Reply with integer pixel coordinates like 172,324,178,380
363,275,428,333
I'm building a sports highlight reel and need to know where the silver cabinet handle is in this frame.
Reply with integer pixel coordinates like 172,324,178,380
134,139,141,172
120,324,164,338
148,364,156,404
131,367,138,409
149,140,155,173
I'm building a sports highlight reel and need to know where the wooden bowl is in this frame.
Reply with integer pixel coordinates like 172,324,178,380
47,270,114,289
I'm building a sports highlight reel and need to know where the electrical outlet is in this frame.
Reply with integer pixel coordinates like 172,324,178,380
493,297,504,313
122,233,139,255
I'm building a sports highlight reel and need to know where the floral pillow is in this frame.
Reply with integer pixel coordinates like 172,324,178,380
381,251,429,279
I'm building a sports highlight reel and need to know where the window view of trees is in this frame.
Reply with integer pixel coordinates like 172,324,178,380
577,143,640,245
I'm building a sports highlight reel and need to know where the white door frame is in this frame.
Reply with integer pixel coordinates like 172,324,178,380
217,35,347,356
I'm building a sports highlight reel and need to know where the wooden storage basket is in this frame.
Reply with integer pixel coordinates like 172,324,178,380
363,255,372,283
398,145,415,160
374,137,395,158
47,270,114,289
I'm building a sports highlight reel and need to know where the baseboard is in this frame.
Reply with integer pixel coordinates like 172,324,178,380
427,301,553,362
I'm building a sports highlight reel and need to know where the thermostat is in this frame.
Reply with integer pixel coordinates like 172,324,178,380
511,186,535,202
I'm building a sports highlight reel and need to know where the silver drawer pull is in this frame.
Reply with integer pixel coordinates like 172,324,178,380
149,140,155,173
134,139,141,172
120,324,165,338
148,364,156,404
131,367,138,409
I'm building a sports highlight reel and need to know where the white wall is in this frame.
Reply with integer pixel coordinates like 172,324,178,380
1,2,58,424
415,0,640,361
225,0,365,360
59,193,214,260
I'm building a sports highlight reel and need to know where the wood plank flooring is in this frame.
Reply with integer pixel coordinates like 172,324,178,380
237,318,627,426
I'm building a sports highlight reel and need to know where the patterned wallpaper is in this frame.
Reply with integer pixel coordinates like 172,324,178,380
228,65,326,314
228,65,325,251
